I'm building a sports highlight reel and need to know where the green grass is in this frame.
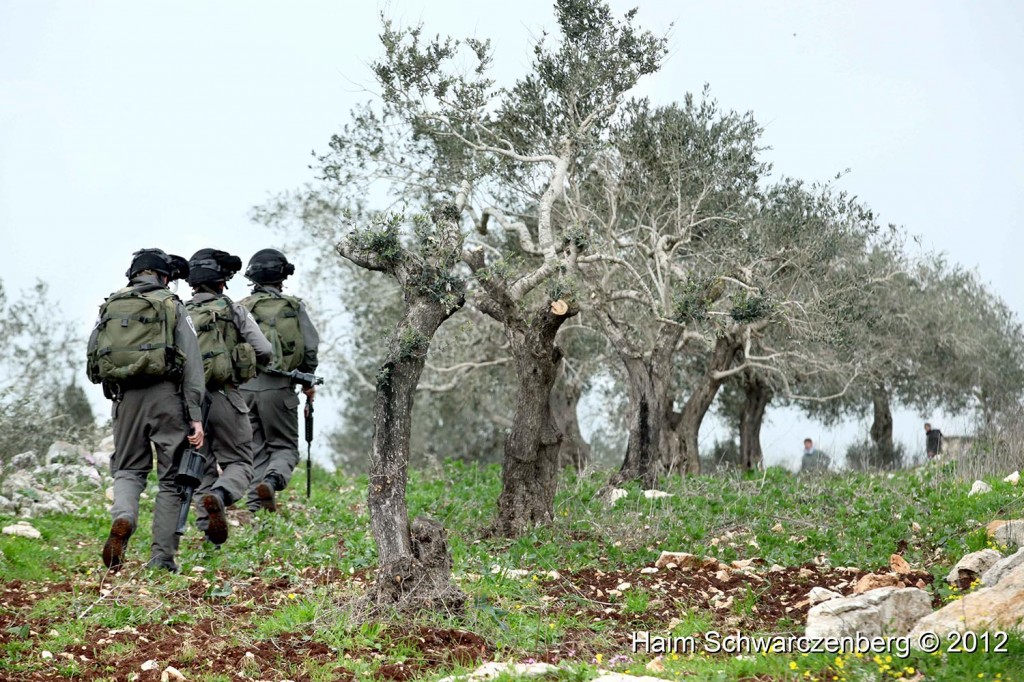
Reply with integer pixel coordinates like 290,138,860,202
1,461,1023,680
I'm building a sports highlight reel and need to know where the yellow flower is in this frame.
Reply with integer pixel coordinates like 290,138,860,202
906,668,916,674
287,593,296,600
548,623,555,629
790,661,799,670
596,654,603,664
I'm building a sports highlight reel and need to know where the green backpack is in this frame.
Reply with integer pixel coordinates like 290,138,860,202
87,285,181,385
186,296,258,388
242,291,305,372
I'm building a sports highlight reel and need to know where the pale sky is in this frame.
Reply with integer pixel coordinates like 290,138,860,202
2,1,1022,468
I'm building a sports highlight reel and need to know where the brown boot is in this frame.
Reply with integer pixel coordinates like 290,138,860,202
102,516,134,569
254,480,277,512
202,492,229,545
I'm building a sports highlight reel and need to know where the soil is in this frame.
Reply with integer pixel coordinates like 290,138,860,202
0,555,941,681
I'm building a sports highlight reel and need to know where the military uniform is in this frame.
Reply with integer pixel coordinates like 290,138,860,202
240,282,320,510
188,291,273,539
88,267,205,571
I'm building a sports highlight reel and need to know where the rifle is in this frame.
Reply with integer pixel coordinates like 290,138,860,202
263,368,323,497
175,394,212,536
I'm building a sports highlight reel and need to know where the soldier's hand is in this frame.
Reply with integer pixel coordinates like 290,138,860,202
188,421,205,448
303,385,316,403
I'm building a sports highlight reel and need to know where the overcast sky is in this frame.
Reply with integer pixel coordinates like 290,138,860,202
2,1,1021,468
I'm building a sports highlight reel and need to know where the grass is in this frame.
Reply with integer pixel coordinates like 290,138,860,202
0,460,1022,680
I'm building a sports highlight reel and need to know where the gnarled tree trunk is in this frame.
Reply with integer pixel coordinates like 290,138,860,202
869,384,896,468
551,367,590,473
739,373,771,471
668,336,740,475
494,306,575,536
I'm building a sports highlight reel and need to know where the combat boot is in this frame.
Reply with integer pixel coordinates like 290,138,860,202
202,489,229,545
102,516,134,569
146,557,180,573
254,473,284,512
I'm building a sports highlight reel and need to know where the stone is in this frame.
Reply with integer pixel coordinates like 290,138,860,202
436,661,558,682
0,495,15,515
594,673,669,682
806,587,932,639
45,441,91,466
911,562,1024,641
854,573,901,593
2,522,42,539
807,587,843,605
9,451,38,471
987,520,1009,537
655,551,722,571
890,554,912,575
1005,471,1020,485
969,480,992,496
0,471,35,498
90,450,112,472
606,488,628,504
161,666,185,682
642,490,673,499
994,521,1024,549
946,549,1002,585
981,548,1024,587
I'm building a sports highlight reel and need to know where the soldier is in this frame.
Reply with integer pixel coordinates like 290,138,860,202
239,249,320,512
185,249,273,545
87,249,205,572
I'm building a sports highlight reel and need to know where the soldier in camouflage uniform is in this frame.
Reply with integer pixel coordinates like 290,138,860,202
185,249,273,545
239,249,320,512
87,249,205,572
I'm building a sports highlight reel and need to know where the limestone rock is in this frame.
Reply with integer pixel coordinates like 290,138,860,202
594,673,670,682
436,661,557,682
655,551,722,570
606,488,629,504
994,521,1024,549
0,495,15,515
2,522,42,539
854,573,901,593
988,520,1009,536
806,587,932,639
9,451,38,471
982,548,1024,587
642,489,673,499
969,480,992,496
911,561,1024,640
808,587,843,605
946,549,1002,585
45,441,91,466
1005,471,1020,485
890,554,912,575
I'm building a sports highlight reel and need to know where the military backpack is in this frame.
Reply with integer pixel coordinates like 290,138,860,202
87,285,183,385
185,295,258,389
241,291,305,372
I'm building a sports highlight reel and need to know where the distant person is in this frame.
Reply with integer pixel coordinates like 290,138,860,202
800,438,830,472
925,422,943,459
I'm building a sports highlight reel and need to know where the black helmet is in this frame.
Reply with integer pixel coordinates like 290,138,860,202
187,248,243,286
126,248,189,281
245,248,295,284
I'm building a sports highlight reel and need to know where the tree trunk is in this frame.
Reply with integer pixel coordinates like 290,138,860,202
494,306,574,537
551,368,590,473
739,373,771,471
668,336,740,475
367,297,465,610
610,357,671,489
869,385,896,469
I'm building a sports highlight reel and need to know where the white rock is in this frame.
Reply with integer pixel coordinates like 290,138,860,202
994,520,1024,549
607,488,629,504
1005,471,1020,485
969,480,993,496
141,660,159,671
807,587,843,605
161,666,185,682
2,522,41,539
45,441,91,466
616,582,632,591
806,587,932,639
946,549,1002,584
642,489,673,499
912,561,1024,643
9,451,38,471
594,672,670,682
41,651,53,659
436,661,558,682
982,548,1024,587
640,567,658,574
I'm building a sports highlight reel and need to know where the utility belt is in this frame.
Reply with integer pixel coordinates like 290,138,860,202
103,374,180,401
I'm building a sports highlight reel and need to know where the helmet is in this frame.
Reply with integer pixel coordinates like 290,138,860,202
245,248,295,284
186,248,243,286
126,248,189,281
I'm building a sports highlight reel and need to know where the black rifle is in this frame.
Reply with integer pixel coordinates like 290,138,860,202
263,368,323,498
175,395,212,536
